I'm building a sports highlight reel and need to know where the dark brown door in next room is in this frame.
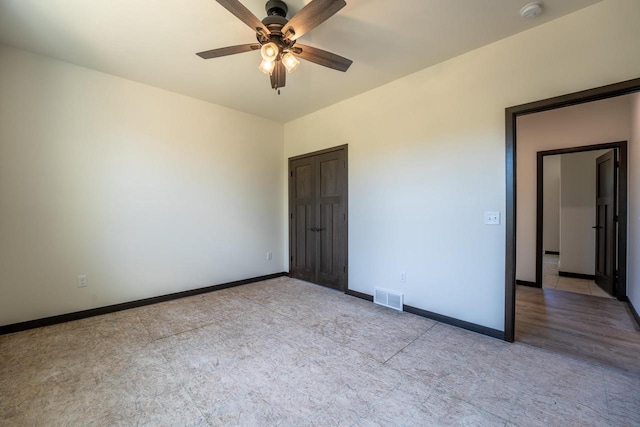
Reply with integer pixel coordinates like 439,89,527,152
594,150,617,296
289,146,347,291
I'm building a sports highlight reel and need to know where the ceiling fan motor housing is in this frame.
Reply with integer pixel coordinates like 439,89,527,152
265,0,288,17
261,0,290,42
197,0,353,92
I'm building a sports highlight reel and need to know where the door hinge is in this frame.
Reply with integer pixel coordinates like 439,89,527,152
343,213,346,221
343,265,346,273
615,161,619,168
290,256,293,262
290,212,293,220
614,215,619,222
290,170,293,177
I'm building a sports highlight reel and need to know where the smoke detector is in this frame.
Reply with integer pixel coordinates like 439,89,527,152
520,2,543,19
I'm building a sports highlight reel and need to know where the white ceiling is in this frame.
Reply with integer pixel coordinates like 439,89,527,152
0,0,601,122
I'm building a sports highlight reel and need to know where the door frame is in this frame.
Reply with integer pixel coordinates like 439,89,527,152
504,77,640,342
288,144,348,291
534,142,627,296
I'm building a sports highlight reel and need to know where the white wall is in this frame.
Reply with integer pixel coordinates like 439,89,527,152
3,1,640,332
543,156,560,253
516,96,631,283
629,93,640,309
284,0,640,331
0,45,285,326
558,150,610,275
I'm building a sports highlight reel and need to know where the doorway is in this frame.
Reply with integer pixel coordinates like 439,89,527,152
535,143,627,299
504,77,640,342
288,145,348,291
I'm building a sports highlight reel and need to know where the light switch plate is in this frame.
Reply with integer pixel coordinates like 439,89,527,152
485,211,500,225
77,275,87,288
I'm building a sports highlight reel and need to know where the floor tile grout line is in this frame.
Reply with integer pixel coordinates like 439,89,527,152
198,289,393,367
226,283,438,386
542,254,614,299
382,322,438,365
228,288,397,365
143,296,268,342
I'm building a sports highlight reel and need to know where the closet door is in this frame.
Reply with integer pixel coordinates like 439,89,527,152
290,155,317,283
289,146,347,290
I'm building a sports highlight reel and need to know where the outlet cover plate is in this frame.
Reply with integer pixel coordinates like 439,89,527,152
77,275,87,288
484,211,500,225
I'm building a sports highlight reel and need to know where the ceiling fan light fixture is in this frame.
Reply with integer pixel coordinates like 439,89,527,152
282,52,300,73
197,0,353,91
259,59,275,75
260,42,279,61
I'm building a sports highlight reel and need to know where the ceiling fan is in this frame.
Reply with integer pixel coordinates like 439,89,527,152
196,0,353,93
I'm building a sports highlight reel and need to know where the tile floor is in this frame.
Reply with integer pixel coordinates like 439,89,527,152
1,277,639,426
542,254,612,298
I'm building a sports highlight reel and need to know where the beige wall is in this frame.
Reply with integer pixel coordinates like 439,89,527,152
0,45,285,326
284,0,640,331
516,96,631,283
559,150,610,275
543,156,560,253
3,1,640,331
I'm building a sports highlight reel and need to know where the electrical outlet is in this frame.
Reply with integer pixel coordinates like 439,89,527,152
266,252,273,261
484,211,500,225
77,275,87,288
400,272,406,283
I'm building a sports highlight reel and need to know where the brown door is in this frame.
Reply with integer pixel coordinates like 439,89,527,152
594,150,617,296
289,146,347,290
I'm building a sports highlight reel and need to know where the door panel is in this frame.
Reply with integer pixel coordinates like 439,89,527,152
289,147,347,290
316,152,346,289
319,202,338,275
294,204,312,268
296,165,312,198
595,204,607,274
594,150,616,296
320,159,339,197
290,158,316,282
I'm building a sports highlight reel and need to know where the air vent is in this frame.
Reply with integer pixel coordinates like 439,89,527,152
374,288,404,311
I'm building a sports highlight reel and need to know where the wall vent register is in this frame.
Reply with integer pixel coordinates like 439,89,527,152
374,288,404,311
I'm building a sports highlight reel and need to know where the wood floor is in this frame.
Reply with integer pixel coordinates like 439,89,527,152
516,285,640,375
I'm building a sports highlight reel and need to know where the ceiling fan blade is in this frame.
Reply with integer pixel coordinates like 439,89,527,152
270,61,286,89
215,0,270,35
196,43,260,59
282,0,346,41
294,44,352,72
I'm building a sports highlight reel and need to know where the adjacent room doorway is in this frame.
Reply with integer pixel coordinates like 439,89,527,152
288,145,348,291
505,77,640,342
505,82,640,373
535,143,627,298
